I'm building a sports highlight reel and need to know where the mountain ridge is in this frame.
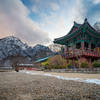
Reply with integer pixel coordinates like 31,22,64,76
0,36,53,67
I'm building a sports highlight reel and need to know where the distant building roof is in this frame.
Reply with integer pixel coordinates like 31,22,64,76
35,56,52,63
18,64,34,66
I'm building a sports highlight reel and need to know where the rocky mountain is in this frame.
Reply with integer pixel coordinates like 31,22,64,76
0,36,29,60
0,36,53,67
49,44,66,52
94,22,100,32
32,44,52,59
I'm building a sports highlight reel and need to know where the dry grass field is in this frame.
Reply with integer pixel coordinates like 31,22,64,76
0,71,100,100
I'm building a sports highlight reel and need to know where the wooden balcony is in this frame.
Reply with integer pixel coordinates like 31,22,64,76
64,49,100,58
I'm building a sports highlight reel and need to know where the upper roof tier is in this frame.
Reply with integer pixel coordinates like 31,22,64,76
54,18,100,45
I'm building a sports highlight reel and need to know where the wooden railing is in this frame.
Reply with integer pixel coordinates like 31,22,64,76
64,48,100,58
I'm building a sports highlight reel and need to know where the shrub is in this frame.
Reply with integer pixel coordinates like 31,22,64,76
41,60,49,66
52,65,66,69
48,55,67,69
41,60,51,69
67,60,72,68
42,55,69,69
80,62,88,68
92,61,100,67
67,63,72,68
44,66,48,69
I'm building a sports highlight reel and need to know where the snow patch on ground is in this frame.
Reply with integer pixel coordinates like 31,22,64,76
20,70,100,85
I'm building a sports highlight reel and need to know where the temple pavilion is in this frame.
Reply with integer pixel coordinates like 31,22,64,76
54,18,100,67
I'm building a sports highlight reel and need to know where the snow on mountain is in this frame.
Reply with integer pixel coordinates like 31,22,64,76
32,44,53,59
0,36,29,60
49,44,66,52
0,36,53,67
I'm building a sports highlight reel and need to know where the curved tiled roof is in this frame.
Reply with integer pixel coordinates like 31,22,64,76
54,18,100,45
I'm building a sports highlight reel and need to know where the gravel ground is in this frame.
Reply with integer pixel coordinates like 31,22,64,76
0,71,100,100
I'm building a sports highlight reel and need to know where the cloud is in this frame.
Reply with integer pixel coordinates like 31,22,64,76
36,0,86,40
0,0,100,46
71,0,86,23
39,12,69,41
29,0,100,42
34,0,40,3
50,2,60,11
32,6,38,13
93,0,100,4
0,0,50,46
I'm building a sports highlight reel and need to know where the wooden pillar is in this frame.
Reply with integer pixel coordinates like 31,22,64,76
65,46,69,59
81,42,85,50
95,47,98,55
88,58,92,68
72,59,75,67
66,59,69,64
88,43,91,53
66,47,69,52
72,43,74,55
89,43,91,50
96,47,98,51
66,47,69,56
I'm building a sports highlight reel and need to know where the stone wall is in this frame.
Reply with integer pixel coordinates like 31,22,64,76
44,68,100,74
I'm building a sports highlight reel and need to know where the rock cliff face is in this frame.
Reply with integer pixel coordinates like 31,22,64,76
32,44,52,60
0,36,52,67
0,36,29,60
49,44,66,53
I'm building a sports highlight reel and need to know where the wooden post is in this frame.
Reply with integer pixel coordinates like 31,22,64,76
72,59,75,67
89,43,91,50
81,42,85,55
88,43,91,56
96,47,98,52
66,47,69,57
66,47,69,52
95,47,98,56
81,42,84,50
88,58,92,68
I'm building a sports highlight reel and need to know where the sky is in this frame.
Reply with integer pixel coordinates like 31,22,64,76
0,0,100,46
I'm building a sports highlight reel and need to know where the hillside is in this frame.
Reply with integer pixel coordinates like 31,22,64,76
0,36,53,67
